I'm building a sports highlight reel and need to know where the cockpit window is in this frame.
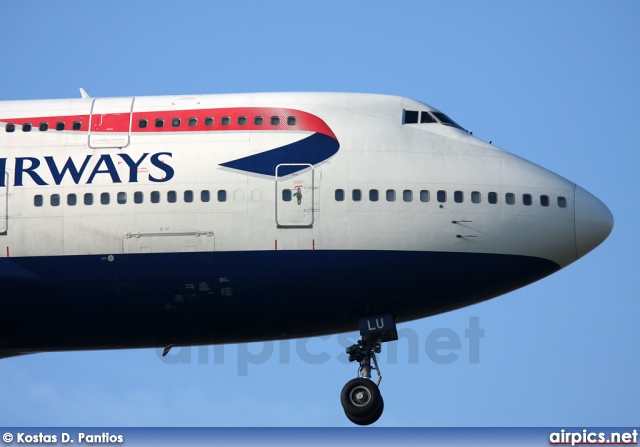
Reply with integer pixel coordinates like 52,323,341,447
420,112,436,123
432,112,466,131
403,110,419,124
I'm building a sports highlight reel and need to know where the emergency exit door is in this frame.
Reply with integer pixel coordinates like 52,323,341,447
88,97,134,148
275,164,316,228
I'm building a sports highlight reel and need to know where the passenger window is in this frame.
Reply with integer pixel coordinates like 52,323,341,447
139,119,148,129
420,190,430,202
404,110,419,124
218,190,227,202
505,193,515,205
369,189,379,201
335,189,345,201
471,191,481,203
238,116,247,126
67,194,77,206
134,191,143,204
558,196,567,208
171,118,181,127
188,117,197,127
488,192,498,204
50,194,60,206
117,192,126,204
352,189,362,202
205,117,214,126
254,116,264,125
84,193,93,205
56,122,65,131
201,190,210,202
221,117,230,126
151,191,160,203
34,195,43,207
454,191,463,203
73,121,82,130
437,190,446,203
167,191,177,203
155,119,164,128
287,116,296,126
540,195,549,207
403,190,413,202
282,189,292,201
22,123,32,132
523,194,532,206
5,124,15,132
271,116,280,125
39,122,48,131
386,189,396,202
100,193,110,205
184,190,193,203
420,112,436,123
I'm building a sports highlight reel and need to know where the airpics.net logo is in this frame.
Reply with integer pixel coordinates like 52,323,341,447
156,317,484,375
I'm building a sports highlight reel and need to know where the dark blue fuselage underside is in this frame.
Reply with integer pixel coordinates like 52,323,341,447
0,250,559,354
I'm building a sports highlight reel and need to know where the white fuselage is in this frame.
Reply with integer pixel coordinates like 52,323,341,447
0,92,613,355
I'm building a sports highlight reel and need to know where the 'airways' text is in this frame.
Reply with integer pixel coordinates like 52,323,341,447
0,152,174,186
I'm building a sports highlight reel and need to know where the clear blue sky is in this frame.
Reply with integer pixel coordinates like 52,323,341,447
0,0,638,427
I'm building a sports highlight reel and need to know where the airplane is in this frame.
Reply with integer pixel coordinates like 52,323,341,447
0,90,613,425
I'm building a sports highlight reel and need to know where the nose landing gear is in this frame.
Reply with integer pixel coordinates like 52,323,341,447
340,314,397,426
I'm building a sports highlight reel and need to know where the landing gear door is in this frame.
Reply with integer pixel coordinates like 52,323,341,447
88,97,134,149
275,163,315,228
0,171,7,235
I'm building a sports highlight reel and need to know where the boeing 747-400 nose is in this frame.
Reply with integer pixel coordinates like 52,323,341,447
575,185,614,259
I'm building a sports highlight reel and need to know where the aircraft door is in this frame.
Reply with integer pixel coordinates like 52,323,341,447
88,97,134,148
0,171,7,235
275,164,316,228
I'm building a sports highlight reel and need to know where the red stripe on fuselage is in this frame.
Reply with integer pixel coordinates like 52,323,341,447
0,115,90,131
0,107,336,139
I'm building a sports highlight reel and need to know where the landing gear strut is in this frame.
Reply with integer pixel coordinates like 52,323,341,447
340,314,397,426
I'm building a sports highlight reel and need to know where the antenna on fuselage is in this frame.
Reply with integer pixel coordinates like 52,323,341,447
79,88,90,99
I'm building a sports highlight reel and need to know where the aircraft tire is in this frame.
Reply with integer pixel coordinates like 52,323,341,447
340,378,382,418
344,396,384,426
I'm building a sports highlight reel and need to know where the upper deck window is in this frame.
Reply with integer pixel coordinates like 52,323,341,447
432,112,466,131
558,196,567,208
